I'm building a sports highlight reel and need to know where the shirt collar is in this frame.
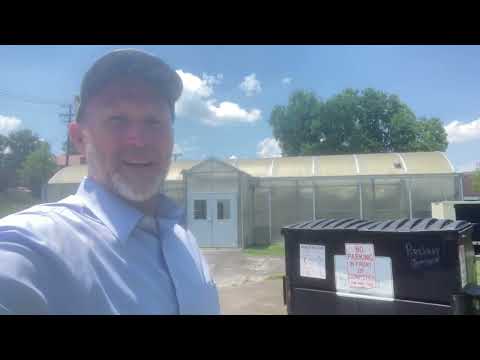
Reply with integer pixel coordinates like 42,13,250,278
75,177,186,243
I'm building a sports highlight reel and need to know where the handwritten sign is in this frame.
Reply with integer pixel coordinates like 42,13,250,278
405,242,441,270
300,244,326,279
345,243,376,289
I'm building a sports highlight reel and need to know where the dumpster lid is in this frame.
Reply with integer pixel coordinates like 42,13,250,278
281,218,472,234
281,218,376,233
361,218,472,233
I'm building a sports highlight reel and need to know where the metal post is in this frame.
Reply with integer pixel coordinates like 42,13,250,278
459,174,464,200
60,104,74,167
408,179,413,219
359,182,363,220
268,190,272,244
240,175,244,248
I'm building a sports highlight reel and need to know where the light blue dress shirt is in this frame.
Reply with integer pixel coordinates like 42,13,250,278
0,177,220,315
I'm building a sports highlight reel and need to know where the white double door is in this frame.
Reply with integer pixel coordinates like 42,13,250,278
188,192,238,248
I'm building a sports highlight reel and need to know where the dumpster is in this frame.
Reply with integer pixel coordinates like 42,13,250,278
281,218,480,315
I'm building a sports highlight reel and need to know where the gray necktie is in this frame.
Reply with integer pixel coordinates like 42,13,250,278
137,216,159,237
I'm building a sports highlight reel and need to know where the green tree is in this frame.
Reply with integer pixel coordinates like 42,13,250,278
269,91,322,156
411,117,449,151
269,88,448,156
3,129,43,188
17,142,58,198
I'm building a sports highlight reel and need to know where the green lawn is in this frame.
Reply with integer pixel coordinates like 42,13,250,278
0,190,40,219
477,261,480,285
244,241,285,257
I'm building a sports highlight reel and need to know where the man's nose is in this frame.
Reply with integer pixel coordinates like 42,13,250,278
125,124,147,147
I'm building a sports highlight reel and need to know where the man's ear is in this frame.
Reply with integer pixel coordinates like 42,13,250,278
69,122,86,155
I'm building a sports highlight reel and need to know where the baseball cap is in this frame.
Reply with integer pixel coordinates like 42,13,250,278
76,48,183,122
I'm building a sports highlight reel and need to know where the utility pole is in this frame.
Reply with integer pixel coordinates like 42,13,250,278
172,152,183,162
59,103,74,167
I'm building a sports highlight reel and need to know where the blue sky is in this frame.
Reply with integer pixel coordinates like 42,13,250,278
0,45,479,171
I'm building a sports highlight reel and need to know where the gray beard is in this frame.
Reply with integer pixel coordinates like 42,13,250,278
85,142,166,202
111,171,165,202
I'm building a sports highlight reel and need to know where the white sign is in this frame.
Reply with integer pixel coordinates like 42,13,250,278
345,243,376,289
335,255,394,299
299,244,326,279
459,245,467,288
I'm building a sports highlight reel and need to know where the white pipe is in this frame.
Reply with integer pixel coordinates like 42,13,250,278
353,154,360,174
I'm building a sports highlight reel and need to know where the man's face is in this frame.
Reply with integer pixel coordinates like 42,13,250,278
78,77,174,202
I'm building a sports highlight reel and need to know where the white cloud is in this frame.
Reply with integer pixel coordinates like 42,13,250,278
257,138,282,158
175,70,261,126
173,143,183,154
282,77,292,85
0,115,22,135
229,155,237,160
444,118,480,144
173,137,201,159
205,101,261,126
239,73,262,96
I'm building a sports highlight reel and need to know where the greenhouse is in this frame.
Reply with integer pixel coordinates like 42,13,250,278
44,151,463,248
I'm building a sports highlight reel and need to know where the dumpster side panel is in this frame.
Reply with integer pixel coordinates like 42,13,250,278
292,288,451,315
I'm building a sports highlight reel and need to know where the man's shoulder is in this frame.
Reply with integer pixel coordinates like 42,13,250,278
0,196,85,241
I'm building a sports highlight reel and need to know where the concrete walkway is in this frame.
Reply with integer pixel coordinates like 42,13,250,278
201,249,287,315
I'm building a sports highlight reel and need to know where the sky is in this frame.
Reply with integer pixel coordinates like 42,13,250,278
0,45,479,171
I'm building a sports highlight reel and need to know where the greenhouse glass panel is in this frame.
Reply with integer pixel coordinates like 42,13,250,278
270,184,298,243
314,180,360,219
253,188,270,245
411,176,458,218
362,178,409,220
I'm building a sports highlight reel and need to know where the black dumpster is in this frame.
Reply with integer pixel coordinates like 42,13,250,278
281,218,479,315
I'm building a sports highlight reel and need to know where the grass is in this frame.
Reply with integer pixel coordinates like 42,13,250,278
244,241,285,257
0,190,40,219
477,261,480,285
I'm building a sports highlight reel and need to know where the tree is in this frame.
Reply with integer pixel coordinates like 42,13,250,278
7,129,42,169
411,117,449,152
269,88,448,156
17,142,58,198
269,91,322,156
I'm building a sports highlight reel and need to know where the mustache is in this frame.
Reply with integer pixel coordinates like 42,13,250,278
119,148,160,160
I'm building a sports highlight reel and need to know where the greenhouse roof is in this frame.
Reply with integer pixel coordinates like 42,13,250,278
48,151,456,184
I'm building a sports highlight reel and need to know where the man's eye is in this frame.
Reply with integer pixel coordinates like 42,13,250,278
110,116,127,125
146,118,162,126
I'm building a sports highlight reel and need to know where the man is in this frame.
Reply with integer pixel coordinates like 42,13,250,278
0,49,220,315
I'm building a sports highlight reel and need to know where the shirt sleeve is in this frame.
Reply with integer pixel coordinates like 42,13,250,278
0,229,50,315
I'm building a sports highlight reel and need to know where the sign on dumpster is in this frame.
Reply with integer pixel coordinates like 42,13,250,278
299,244,326,279
345,243,376,289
